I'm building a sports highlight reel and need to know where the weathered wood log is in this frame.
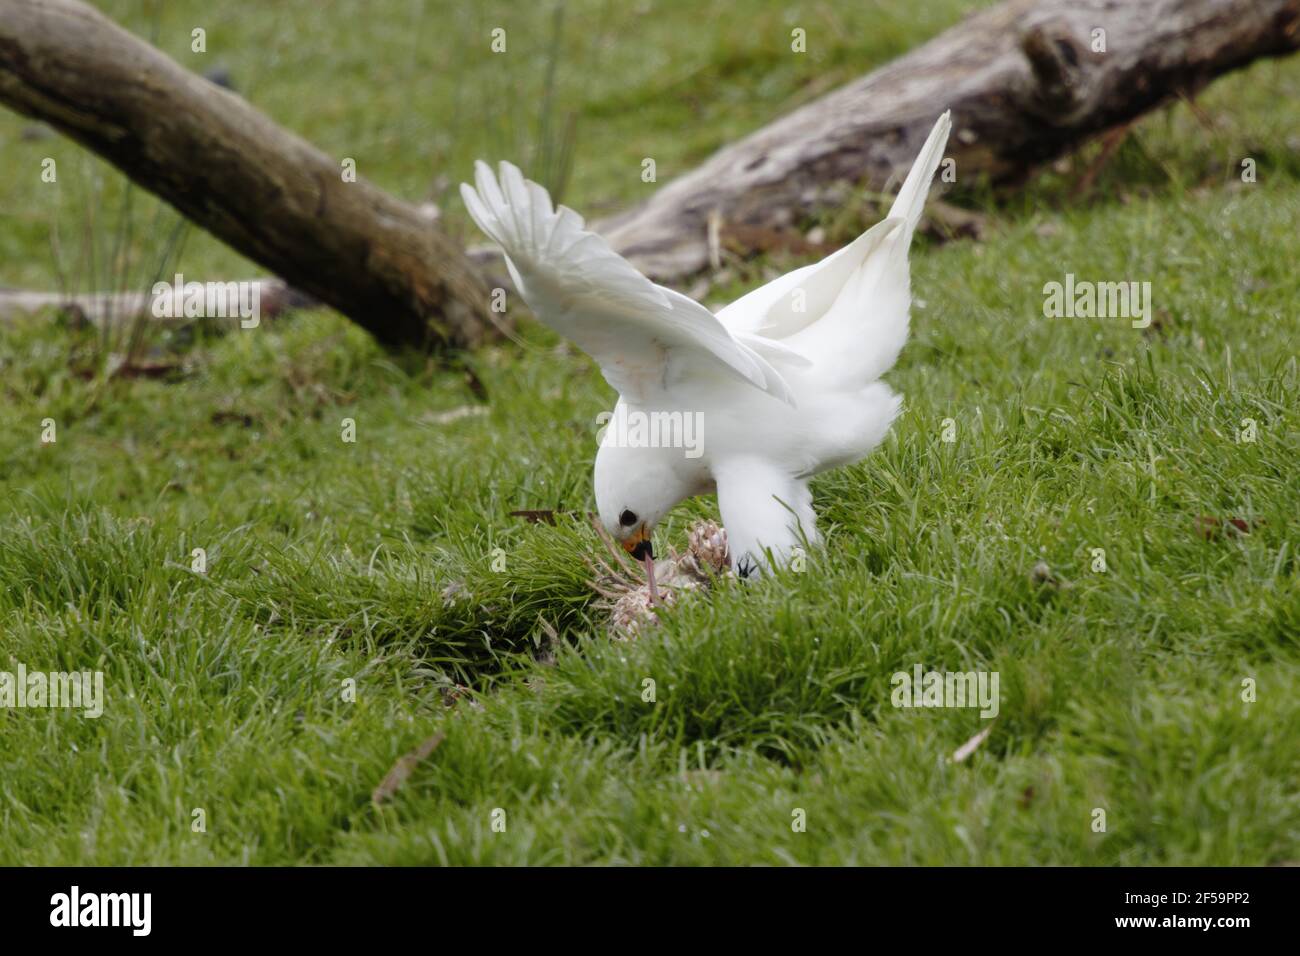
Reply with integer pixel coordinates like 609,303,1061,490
0,279,313,326
0,0,498,351
594,0,1300,281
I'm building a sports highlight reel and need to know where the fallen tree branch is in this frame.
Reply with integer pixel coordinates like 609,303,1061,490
0,280,313,326
0,0,499,351
592,0,1300,281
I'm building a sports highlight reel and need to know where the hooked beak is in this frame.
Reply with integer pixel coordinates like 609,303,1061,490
621,524,654,562
622,525,660,604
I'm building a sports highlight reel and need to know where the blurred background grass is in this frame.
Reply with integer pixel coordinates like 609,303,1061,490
3,0,1299,291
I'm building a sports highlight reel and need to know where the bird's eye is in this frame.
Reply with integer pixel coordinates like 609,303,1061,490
619,509,638,527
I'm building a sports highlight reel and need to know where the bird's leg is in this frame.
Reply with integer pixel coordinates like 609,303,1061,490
643,553,661,605
715,458,819,578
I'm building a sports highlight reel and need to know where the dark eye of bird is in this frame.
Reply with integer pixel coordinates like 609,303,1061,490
619,509,638,527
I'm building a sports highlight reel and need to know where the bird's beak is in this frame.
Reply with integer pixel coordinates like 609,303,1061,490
622,525,660,604
622,524,654,562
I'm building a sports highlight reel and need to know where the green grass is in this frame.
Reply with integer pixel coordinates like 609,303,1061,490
0,0,1297,864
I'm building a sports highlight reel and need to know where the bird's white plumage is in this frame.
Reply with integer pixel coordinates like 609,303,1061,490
461,112,952,575
460,161,798,406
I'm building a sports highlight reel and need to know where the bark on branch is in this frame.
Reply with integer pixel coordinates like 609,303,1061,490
0,0,499,351
595,0,1300,281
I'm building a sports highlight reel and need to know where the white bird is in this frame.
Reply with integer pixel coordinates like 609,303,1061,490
460,111,951,585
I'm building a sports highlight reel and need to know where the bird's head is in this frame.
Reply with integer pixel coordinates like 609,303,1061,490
594,441,693,563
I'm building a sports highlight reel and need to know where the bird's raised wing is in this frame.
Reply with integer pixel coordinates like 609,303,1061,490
716,112,951,389
460,161,796,406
